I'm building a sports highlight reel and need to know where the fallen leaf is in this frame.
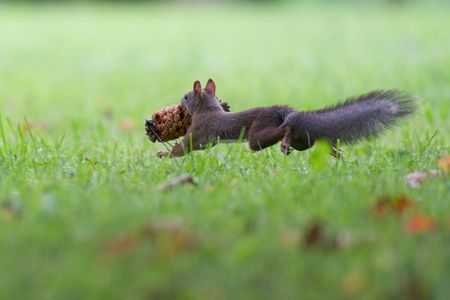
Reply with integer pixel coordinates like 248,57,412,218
141,218,197,255
156,175,197,191
21,121,50,134
404,214,436,234
373,197,390,217
102,234,139,257
103,218,197,259
279,229,301,247
391,195,416,214
304,221,325,247
41,122,50,132
119,119,135,131
1,202,22,220
437,155,450,175
21,121,35,135
303,221,338,250
204,185,215,193
373,195,416,217
392,275,431,300
103,109,113,120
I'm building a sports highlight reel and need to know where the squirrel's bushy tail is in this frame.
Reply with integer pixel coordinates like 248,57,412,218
284,90,416,145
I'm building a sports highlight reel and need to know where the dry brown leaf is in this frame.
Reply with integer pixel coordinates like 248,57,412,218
102,234,140,257
393,275,431,300
304,222,325,247
141,218,197,256
303,221,338,250
373,195,416,218
391,195,416,214
1,202,22,220
103,109,113,120
156,175,197,191
102,218,197,259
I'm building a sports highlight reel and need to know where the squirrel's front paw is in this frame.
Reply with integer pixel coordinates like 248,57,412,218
157,151,169,158
280,141,291,155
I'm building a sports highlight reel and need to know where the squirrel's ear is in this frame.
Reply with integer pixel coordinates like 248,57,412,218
205,79,216,97
193,80,202,95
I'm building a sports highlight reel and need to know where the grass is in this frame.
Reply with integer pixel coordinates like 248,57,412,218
0,2,449,299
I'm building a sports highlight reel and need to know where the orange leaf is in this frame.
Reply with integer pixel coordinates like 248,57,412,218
437,155,450,175
404,214,436,234
119,119,135,131
21,121,35,135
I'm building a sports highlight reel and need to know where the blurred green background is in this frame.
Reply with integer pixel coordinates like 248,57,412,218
0,0,449,299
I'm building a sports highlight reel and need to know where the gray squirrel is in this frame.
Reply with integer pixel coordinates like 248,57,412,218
157,79,416,158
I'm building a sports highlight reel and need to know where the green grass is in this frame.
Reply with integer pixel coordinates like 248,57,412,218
0,2,449,299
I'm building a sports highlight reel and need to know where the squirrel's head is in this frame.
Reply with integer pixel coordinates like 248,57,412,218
181,79,221,114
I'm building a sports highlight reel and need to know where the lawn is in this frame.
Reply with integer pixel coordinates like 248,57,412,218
0,2,449,299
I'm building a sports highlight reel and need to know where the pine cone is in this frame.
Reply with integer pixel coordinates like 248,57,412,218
145,104,192,143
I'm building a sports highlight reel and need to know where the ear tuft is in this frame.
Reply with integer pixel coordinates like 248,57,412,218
205,79,216,97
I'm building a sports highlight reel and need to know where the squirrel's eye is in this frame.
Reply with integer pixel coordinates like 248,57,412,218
184,95,188,100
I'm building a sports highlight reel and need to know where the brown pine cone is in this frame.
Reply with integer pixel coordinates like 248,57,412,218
145,104,192,143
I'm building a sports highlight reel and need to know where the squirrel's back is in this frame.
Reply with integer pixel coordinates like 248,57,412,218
282,90,416,145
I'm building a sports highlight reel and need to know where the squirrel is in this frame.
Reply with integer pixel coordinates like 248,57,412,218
157,79,415,158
